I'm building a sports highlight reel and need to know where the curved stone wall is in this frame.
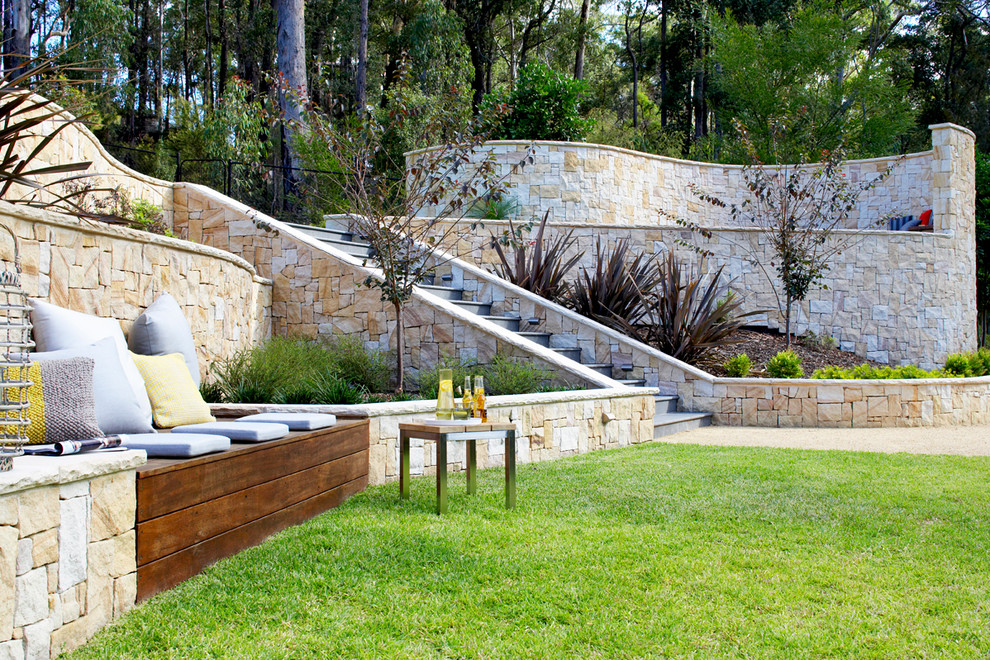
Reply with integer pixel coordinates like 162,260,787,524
0,202,271,379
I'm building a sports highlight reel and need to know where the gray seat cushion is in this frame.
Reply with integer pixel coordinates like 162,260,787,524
171,421,290,442
31,337,155,435
128,293,201,386
234,412,337,430
120,433,230,457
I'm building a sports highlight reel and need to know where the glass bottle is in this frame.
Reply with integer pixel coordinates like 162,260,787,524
462,376,474,415
473,375,486,422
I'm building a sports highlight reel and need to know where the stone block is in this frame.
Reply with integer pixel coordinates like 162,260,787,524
58,496,88,592
15,539,31,577
0,497,16,526
49,616,87,657
21,619,51,660
16,489,58,539
0,526,18,640
13,568,47,627
0,640,23,660
89,473,135,542
29,531,57,570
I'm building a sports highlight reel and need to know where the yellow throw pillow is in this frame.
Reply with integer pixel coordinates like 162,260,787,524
130,352,215,429
21,357,103,445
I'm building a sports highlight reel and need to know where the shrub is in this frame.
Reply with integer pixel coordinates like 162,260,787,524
812,363,941,379
631,252,757,363
765,350,804,378
205,336,394,403
306,370,366,405
566,238,660,332
480,63,593,142
943,353,974,377
416,355,556,397
468,195,519,220
799,331,837,350
723,354,752,377
491,211,583,302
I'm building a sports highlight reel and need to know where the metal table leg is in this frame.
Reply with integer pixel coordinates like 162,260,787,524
467,438,477,495
400,430,410,499
437,433,448,515
505,429,516,509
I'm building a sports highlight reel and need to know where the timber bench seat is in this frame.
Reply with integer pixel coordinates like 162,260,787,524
135,419,370,601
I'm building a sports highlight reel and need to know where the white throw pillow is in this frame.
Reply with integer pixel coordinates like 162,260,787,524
128,293,201,386
29,299,153,430
31,337,156,435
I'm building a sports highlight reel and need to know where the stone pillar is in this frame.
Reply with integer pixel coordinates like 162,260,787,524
929,123,977,353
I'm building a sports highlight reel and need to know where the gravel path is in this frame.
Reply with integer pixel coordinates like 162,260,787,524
664,425,990,457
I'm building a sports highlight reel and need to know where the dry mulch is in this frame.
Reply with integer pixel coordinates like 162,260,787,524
703,328,883,378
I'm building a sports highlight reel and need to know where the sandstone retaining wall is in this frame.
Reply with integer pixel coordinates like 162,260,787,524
0,451,146,658
0,202,272,380
212,388,657,487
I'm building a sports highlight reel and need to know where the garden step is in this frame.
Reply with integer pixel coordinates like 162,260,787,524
515,331,551,347
551,347,582,361
654,395,679,415
288,222,355,243
418,284,465,301
482,315,520,331
583,363,614,378
616,379,647,387
451,300,492,315
653,412,712,439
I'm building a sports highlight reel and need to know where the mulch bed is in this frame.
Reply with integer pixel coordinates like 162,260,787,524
702,328,883,378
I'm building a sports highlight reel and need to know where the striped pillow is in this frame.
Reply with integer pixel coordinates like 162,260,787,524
130,352,215,429
24,357,104,445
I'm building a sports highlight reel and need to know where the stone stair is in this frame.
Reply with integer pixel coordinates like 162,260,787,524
286,221,647,386
653,395,711,438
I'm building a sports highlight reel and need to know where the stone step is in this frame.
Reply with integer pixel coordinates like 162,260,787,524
516,331,551,347
616,379,647,387
287,222,356,243
551,347,582,361
418,284,464,301
654,395,679,416
450,299,492,316
653,412,712,439
583,363,614,378
483,315,520,331
308,235,374,258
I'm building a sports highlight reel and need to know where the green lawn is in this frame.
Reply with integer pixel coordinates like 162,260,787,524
72,443,990,659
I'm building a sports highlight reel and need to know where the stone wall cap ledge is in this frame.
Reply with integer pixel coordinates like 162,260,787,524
928,123,977,140
712,376,990,386
0,450,146,496
211,387,659,419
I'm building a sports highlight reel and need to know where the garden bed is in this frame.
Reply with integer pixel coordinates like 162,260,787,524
706,327,884,377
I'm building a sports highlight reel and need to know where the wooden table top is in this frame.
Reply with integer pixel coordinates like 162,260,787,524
399,420,515,434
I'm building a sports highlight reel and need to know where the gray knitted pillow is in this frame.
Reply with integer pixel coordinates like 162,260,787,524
26,357,104,445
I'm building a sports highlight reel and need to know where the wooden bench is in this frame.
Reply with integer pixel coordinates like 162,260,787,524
134,419,370,601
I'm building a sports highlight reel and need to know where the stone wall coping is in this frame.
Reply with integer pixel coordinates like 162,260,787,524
0,200,270,285
928,122,977,140
211,387,659,419
712,376,990,386
406,139,933,171
0,450,146,496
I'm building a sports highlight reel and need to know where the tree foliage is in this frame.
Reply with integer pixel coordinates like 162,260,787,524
481,62,592,141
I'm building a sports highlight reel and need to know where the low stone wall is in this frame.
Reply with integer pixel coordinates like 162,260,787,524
213,388,658,487
678,376,990,427
0,201,272,380
0,451,146,658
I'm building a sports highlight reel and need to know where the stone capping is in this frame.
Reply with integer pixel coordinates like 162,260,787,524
0,200,270,285
211,386,659,419
712,375,990,387
0,451,146,496
406,139,935,172
930,122,977,140
183,183,627,389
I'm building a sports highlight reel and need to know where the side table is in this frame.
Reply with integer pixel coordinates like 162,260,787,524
398,421,517,514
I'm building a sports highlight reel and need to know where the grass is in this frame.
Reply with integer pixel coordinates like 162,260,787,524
71,443,990,658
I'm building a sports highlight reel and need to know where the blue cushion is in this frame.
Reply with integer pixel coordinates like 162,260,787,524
234,412,337,430
121,433,230,457
171,421,290,442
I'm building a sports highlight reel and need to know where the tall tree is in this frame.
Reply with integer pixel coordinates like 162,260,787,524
356,0,368,108
573,0,590,78
2,0,31,76
275,0,308,175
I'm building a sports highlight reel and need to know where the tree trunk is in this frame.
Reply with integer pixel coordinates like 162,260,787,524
182,0,192,100
204,0,214,106
659,0,667,127
275,0,308,194
784,293,792,348
393,300,405,393
218,0,228,98
573,0,589,79
356,0,368,109
624,9,639,129
2,0,31,77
